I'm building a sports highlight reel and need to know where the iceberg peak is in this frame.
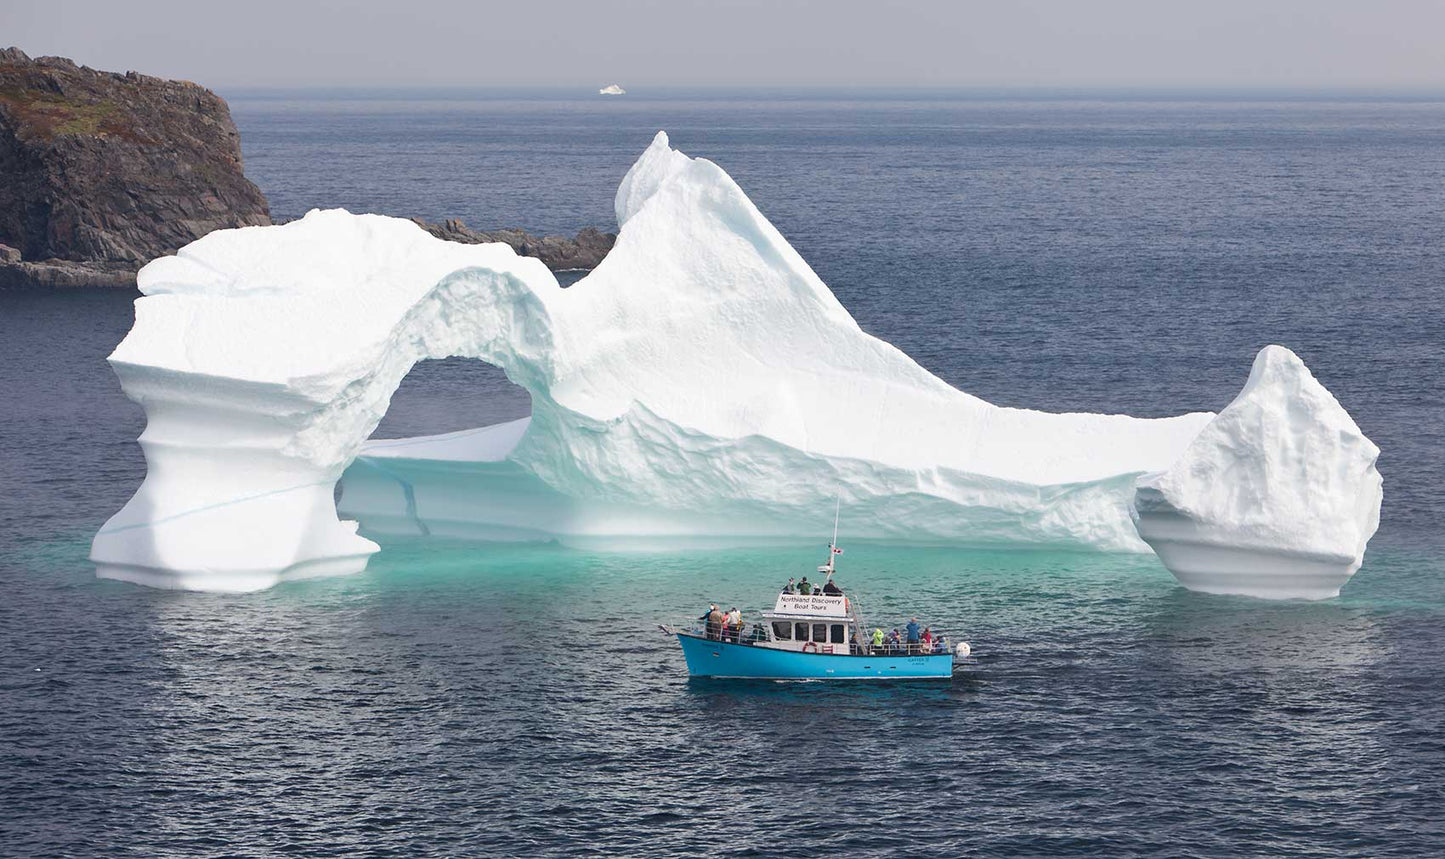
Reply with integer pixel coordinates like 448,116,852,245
1134,345,1382,599
614,131,694,228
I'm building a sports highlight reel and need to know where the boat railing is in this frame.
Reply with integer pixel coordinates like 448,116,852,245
682,619,955,656
691,621,769,644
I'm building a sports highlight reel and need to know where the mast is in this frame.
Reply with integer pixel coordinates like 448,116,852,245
832,496,840,555
823,496,841,577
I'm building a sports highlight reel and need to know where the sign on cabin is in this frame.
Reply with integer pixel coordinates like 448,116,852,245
773,594,849,616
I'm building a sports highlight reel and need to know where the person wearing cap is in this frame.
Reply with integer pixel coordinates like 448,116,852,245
798,577,812,595
782,578,797,594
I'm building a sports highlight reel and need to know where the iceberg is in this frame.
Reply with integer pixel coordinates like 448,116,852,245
91,131,1379,596
1133,346,1383,600
599,84,626,96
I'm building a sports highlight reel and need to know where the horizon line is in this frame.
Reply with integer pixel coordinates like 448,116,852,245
217,83,1445,102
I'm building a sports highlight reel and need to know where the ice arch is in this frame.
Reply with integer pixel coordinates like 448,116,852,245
93,132,1380,596
90,217,563,591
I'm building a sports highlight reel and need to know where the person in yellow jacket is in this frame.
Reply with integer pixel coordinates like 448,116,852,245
871,627,885,654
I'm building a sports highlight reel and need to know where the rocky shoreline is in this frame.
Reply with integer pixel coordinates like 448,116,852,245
0,47,612,288
410,219,613,271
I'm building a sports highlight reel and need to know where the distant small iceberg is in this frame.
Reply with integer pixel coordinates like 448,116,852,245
598,84,626,96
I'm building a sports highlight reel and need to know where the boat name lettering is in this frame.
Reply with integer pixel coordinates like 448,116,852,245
776,594,845,612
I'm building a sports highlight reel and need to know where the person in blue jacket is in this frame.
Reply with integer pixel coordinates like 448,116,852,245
905,618,921,654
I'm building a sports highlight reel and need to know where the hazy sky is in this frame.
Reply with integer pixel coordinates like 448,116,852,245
4,0,1443,91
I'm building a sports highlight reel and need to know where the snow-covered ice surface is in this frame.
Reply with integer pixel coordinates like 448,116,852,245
92,132,1379,594
1134,346,1383,600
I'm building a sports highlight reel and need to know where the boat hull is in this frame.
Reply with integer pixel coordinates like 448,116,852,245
676,633,953,680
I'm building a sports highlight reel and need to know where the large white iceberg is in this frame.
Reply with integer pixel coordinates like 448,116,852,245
1133,346,1382,600
91,131,1380,596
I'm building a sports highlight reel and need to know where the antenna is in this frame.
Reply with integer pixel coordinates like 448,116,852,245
821,496,840,577
832,496,840,550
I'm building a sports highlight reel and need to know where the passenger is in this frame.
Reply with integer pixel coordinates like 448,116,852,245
871,627,885,654
887,628,901,654
707,604,725,640
921,627,933,653
798,577,812,595
933,634,947,654
905,618,921,654
782,577,797,594
727,607,742,642
822,577,843,596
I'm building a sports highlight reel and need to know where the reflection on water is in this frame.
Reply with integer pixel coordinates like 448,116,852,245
1141,589,1388,673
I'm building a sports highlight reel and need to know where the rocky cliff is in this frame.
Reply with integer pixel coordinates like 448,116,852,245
0,48,615,287
0,47,271,287
411,218,614,271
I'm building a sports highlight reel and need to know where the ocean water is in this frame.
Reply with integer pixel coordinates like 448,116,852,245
2,94,1444,856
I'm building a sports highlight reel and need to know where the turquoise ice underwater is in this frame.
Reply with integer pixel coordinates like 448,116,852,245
3,94,1445,855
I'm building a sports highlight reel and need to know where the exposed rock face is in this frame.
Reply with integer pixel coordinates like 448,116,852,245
0,47,614,287
412,218,615,271
0,47,271,287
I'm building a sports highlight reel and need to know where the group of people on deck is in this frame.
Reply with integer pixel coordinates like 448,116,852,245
700,603,745,642
699,578,946,653
870,618,948,655
781,576,844,596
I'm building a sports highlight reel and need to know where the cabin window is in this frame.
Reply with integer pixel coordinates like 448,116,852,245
772,622,792,640
830,624,845,644
813,624,827,643
795,622,809,641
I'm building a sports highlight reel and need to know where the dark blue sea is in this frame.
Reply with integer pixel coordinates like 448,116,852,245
2,93,1443,857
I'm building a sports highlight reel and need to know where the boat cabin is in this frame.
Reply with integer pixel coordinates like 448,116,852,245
758,592,863,654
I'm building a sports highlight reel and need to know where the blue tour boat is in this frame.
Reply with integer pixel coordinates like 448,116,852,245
665,529,970,681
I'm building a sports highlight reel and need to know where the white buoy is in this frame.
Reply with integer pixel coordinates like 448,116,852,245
954,642,971,659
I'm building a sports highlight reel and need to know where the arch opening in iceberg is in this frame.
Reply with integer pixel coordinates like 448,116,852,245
371,357,533,442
